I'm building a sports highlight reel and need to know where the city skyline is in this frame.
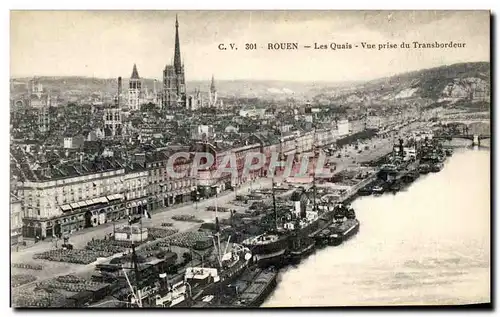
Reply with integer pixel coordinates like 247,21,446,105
11,11,489,82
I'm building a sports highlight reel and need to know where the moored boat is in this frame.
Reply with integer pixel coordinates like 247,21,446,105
431,162,444,173
328,219,360,246
244,184,332,268
419,163,431,174
287,236,315,265
357,186,373,196
242,233,289,268
372,185,385,195
327,205,360,246
389,180,401,193
229,268,278,307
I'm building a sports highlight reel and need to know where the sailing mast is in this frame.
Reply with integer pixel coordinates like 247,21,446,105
312,126,318,211
121,242,143,307
213,186,223,268
272,178,278,230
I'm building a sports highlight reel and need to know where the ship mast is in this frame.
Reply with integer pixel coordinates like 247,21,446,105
121,241,143,307
312,126,318,211
272,178,278,230
214,187,222,268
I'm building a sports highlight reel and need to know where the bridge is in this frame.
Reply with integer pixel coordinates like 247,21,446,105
438,118,490,146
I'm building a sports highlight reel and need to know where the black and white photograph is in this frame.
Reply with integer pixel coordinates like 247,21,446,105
9,10,491,308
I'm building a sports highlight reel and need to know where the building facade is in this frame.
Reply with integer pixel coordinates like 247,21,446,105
20,161,126,239
124,163,149,216
11,194,23,246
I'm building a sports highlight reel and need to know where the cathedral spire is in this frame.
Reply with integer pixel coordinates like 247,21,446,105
174,14,182,74
210,74,216,92
131,63,140,79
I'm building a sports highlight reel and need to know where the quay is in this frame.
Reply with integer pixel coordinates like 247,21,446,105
12,120,454,308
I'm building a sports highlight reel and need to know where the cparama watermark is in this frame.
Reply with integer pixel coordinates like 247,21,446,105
167,150,334,180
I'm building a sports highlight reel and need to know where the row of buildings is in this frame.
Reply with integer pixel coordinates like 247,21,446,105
11,124,345,244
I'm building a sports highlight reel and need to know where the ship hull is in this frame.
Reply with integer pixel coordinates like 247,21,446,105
254,248,288,268
230,269,278,307
243,235,289,268
328,219,360,246
188,258,250,301
287,242,315,265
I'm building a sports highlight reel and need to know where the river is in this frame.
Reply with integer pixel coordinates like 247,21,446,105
263,148,490,306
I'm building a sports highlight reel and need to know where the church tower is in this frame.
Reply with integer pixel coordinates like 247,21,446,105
128,64,142,111
208,75,217,108
163,14,186,109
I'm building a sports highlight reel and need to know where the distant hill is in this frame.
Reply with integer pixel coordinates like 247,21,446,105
313,62,490,108
361,62,490,99
11,62,490,106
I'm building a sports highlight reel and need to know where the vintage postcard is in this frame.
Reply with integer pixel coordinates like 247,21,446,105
10,10,490,308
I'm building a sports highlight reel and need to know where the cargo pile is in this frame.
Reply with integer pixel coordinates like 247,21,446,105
206,206,231,212
12,262,43,270
12,288,65,307
157,231,211,248
33,249,114,264
147,227,178,240
85,239,136,254
55,274,85,283
36,276,107,293
171,215,204,223
12,274,37,287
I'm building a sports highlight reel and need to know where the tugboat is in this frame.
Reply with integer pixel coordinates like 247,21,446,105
287,170,324,264
402,170,419,184
389,180,401,193
242,233,289,268
371,183,385,195
357,185,373,196
377,164,398,182
280,188,323,264
287,236,315,265
328,204,360,246
419,163,431,174
313,228,331,248
245,152,334,268
431,162,444,173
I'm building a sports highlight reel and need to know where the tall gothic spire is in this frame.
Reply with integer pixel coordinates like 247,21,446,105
174,14,182,73
210,75,216,92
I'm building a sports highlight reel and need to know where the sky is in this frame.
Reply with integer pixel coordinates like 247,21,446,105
10,11,490,82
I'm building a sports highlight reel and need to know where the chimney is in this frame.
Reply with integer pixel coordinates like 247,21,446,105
117,77,122,107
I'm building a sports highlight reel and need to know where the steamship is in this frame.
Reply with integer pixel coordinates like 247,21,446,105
243,187,334,267
327,205,360,246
